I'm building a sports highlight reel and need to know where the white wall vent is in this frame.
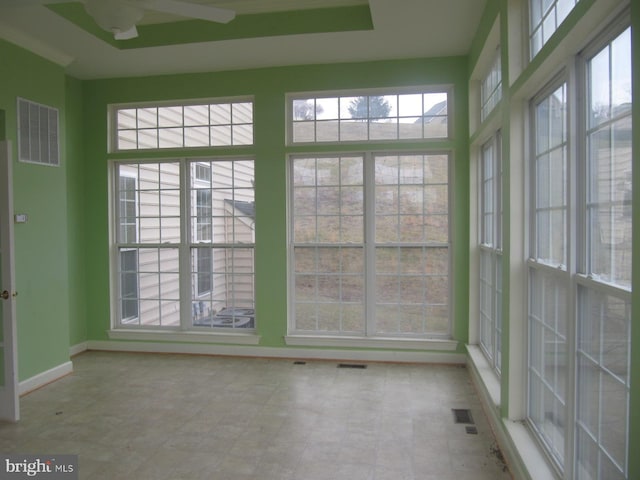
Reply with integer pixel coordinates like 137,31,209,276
17,97,60,166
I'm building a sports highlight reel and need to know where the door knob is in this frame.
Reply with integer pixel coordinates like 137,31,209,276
1,290,17,300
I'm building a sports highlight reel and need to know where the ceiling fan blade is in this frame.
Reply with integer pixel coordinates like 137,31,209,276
114,25,138,40
136,0,235,24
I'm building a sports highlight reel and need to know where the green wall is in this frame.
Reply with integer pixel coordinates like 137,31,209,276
0,39,75,381
82,57,470,351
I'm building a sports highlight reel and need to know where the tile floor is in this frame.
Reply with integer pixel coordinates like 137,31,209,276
0,352,512,480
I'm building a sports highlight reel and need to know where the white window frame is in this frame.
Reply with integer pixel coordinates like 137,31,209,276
573,20,631,480
117,172,139,323
287,151,453,346
523,14,632,480
479,132,503,374
529,0,579,59
287,86,452,145
110,97,254,152
527,75,570,473
110,157,257,338
481,50,503,121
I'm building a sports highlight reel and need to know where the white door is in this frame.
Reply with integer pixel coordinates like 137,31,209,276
0,140,19,422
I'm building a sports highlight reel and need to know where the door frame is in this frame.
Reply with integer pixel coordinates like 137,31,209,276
0,140,19,422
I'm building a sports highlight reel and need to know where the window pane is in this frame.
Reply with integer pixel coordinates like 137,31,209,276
533,84,567,267
115,99,254,150
577,287,630,480
290,89,447,143
187,160,255,328
586,31,632,287
529,0,578,58
129,247,180,327
528,267,567,466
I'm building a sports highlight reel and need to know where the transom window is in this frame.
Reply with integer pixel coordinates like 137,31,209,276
290,153,450,338
113,159,255,330
112,99,253,151
481,50,502,121
289,88,449,144
529,0,579,58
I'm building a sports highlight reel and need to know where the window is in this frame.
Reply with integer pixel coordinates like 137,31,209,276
527,80,569,469
481,51,502,121
113,159,255,330
290,153,450,338
525,23,631,480
190,160,255,329
289,88,449,144
17,97,59,166
113,99,253,151
575,26,631,480
479,133,502,372
529,0,579,58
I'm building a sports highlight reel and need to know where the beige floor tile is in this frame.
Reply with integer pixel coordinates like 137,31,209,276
0,352,512,480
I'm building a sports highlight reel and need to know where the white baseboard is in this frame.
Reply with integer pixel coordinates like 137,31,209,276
69,342,88,357
86,340,466,364
19,361,73,396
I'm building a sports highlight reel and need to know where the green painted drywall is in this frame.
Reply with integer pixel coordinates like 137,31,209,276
0,39,72,381
65,75,87,348
0,109,5,140
47,4,373,49
82,56,470,353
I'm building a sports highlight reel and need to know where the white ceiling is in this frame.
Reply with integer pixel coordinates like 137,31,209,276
0,0,487,80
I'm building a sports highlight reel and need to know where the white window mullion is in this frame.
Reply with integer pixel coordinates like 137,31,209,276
364,152,376,337
180,159,193,331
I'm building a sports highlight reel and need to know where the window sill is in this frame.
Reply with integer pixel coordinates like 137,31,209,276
466,344,501,406
108,329,261,345
285,335,458,351
466,344,560,480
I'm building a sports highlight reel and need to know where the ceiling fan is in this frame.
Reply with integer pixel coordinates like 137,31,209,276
0,0,236,40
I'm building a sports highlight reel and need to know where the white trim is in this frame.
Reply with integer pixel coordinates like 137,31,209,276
87,340,465,364
69,342,88,357
467,344,559,480
0,22,75,67
19,361,73,396
285,335,458,351
108,329,261,345
0,140,19,422
467,345,501,406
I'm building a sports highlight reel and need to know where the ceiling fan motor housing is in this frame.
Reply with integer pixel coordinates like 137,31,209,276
84,0,144,35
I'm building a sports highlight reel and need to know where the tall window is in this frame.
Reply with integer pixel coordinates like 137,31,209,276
190,160,255,329
114,159,255,330
290,153,450,338
479,133,502,372
528,80,568,469
575,26,631,480
526,23,632,480
529,0,579,58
